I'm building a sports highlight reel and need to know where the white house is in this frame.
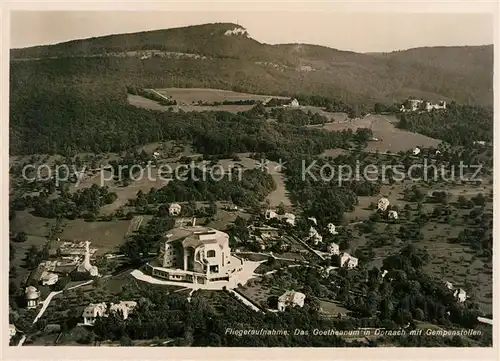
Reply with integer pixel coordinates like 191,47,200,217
381,270,389,279
169,203,182,216
109,301,138,320
413,147,421,156
25,286,41,309
82,302,107,326
9,324,16,340
377,198,390,212
283,213,296,226
278,291,305,311
445,281,453,290
454,288,467,303
265,209,278,220
40,271,59,286
327,223,338,235
388,210,398,220
153,151,160,159
340,253,358,269
327,242,340,255
289,99,299,108
309,227,322,245
308,217,318,225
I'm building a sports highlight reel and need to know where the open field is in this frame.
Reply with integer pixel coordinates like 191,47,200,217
156,87,289,105
311,114,441,153
60,219,132,254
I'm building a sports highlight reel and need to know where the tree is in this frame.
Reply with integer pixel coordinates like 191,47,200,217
14,232,28,243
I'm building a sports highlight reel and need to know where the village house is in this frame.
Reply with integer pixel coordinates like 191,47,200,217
454,288,467,303
445,281,453,290
340,253,358,269
169,203,182,216
282,213,296,226
308,217,318,225
289,99,299,107
377,197,390,212
265,209,278,220
40,271,59,286
327,242,340,255
109,301,138,320
82,302,107,326
388,210,398,220
278,291,306,311
9,324,16,340
327,223,338,235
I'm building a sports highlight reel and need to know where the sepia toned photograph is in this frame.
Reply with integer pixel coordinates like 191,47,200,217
3,2,496,356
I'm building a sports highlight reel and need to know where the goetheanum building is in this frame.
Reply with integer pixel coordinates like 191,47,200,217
146,226,244,284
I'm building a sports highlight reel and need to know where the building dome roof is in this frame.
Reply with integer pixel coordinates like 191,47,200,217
25,286,40,300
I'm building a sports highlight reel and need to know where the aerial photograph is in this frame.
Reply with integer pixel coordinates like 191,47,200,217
7,10,493,349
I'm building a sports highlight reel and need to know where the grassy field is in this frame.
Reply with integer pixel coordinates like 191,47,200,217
312,114,441,153
60,219,132,255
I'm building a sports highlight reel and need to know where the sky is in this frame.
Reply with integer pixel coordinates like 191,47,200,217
10,11,494,53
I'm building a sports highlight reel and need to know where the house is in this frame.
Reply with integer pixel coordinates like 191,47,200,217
9,324,16,340
340,253,358,269
381,270,389,279
308,217,317,225
282,213,296,226
43,324,62,334
109,301,137,320
473,141,486,146
278,291,306,311
265,209,278,220
169,203,182,216
309,227,322,245
40,271,59,286
25,286,41,309
454,288,467,303
82,302,107,326
388,210,398,220
445,281,453,290
377,198,390,212
289,99,299,107
412,147,421,156
327,242,340,255
327,223,338,235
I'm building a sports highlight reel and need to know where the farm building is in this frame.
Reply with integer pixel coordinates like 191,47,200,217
265,209,278,220
282,213,296,226
109,301,138,320
413,147,421,155
278,291,306,311
40,271,59,286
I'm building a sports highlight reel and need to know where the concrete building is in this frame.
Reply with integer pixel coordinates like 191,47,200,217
82,303,107,326
109,301,137,320
40,271,59,286
146,226,244,284
169,203,182,216
25,286,41,309
377,198,390,212
278,291,305,311
340,253,358,269
327,242,340,255
454,288,467,303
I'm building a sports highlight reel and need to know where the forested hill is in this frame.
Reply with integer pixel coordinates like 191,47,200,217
10,22,493,106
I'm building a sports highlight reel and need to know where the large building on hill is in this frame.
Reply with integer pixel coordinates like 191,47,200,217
146,226,244,284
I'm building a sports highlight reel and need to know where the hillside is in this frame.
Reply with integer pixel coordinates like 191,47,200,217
10,23,493,106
